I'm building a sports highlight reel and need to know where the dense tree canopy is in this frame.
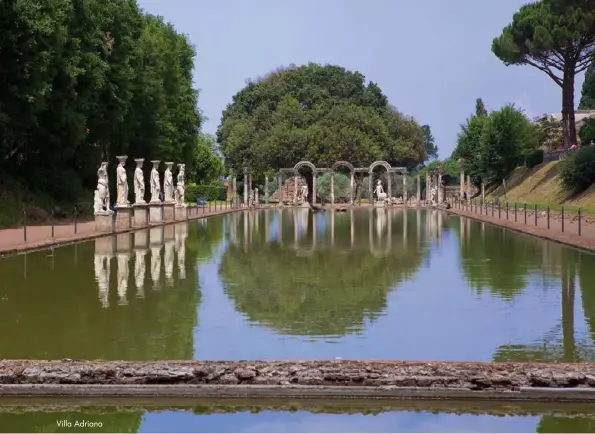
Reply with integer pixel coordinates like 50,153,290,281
491,0,595,148
0,0,201,204
192,133,225,184
421,125,438,161
579,63,595,109
217,63,425,174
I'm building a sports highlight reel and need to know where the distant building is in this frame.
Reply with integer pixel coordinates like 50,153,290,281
549,110,595,130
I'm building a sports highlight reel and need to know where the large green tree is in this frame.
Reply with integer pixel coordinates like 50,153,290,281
217,63,425,174
0,0,201,209
579,63,595,109
192,133,225,184
492,0,595,148
421,125,438,161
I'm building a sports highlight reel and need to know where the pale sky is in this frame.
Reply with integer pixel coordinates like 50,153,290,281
138,0,585,158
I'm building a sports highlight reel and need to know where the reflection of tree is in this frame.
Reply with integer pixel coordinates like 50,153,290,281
537,415,595,433
0,221,217,360
455,218,542,300
0,411,140,433
578,252,595,347
186,217,224,261
220,210,428,337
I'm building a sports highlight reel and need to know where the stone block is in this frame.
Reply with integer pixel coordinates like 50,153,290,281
175,205,187,220
95,214,113,232
134,230,148,249
149,203,163,224
163,203,175,221
115,207,132,229
133,204,148,227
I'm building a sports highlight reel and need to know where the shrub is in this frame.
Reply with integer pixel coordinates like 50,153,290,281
525,149,544,168
560,146,595,192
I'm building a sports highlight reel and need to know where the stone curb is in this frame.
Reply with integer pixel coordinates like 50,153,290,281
1,360,595,402
0,206,253,256
445,207,595,253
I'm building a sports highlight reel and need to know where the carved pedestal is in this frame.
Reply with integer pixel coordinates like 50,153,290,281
114,206,131,230
163,202,175,221
149,203,163,224
373,201,386,207
175,205,187,220
95,214,113,232
133,204,148,227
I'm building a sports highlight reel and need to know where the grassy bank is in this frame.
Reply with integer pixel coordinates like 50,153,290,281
486,161,595,215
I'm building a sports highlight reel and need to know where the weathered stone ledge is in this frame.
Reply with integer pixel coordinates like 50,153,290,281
1,360,595,401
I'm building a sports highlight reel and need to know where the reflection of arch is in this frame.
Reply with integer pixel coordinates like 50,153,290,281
369,208,391,258
292,208,316,255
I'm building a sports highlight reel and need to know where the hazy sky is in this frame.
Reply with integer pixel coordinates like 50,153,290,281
138,0,585,158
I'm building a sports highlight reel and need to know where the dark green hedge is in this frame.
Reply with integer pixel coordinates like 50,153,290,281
185,184,227,202
525,149,544,168
560,146,595,193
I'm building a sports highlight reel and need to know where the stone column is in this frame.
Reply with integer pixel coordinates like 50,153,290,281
330,172,335,205
425,173,431,204
248,173,252,198
312,172,317,205
387,172,392,200
368,173,373,203
277,174,283,204
402,174,407,203
481,181,485,203
265,176,269,205
460,171,465,199
437,172,443,204
416,175,421,204
243,169,248,206
350,171,355,205
232,176,237,206
466,175,471,200
293,173,298,205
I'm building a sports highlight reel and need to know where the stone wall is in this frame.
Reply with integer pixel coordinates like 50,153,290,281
270,176,307,203
1,360,594,390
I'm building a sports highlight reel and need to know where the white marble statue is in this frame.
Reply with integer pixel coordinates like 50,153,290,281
164,240,174,284
94,254,110,308
150,161,161,203
175,164,185,206
134,158,146,204
94,162,112,215
430,187,437,205
164,162,174,202
150,245,162,287
374,180,387,202
115,156,129,206
134,249,146,298
298,184,308,204
117,252,129,305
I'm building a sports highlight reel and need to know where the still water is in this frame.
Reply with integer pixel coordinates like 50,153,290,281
0,399,594,433
1,208,595,432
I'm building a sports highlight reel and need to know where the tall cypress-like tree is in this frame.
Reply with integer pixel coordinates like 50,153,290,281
579,63,595,110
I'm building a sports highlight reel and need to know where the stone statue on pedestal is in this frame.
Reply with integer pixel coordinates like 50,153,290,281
134,159,146,204
150,161,161,203
116,156,129,206
374,180,387,203
94,162,112,215
175,164,185,206
164,162,174,203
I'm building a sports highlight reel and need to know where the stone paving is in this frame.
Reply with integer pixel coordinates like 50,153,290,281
0,204,243,255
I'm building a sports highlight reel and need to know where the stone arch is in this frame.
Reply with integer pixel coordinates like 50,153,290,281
331,160,355,173
368,161,393,201
292,161,317,205
293,160,317,172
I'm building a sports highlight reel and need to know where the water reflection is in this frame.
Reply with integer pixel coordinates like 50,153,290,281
0,399,594,433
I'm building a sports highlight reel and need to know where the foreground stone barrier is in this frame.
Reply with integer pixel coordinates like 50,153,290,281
1,360,595,402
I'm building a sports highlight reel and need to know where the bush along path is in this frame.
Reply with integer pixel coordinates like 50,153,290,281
448,199,595,252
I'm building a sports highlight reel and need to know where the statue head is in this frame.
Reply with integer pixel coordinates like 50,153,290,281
151,160,160,170
116,155,128,166
165,161,174,171
178,163,185,174
376,180,382,185
134,158,144,168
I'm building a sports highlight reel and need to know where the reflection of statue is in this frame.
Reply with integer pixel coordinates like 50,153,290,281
175,164,185,206
134,250,146,298
375,208,387,236
164,240,174,284
150,246,162,287
175,223,187,280
94,162,112,215
374,180,387,202
116,156,129,206
134,159,145,204
150,161,161,203
117,253,129,305
164,162,174,202
94,254,110,308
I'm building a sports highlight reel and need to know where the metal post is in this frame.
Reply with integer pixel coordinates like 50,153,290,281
578,208,582,236
506,202,509,220
561,206,565,232
51,210,55,239
514,203,517,222
524,203,527,224
547,207,550,229
74,205,78,234
23,209,27,242
498,203,501,219
491,201,494,217
534,204,537,226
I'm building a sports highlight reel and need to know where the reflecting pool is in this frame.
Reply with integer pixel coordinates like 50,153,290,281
0,399,594,433
0,208,595,362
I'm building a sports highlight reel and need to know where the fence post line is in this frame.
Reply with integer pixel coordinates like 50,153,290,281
547,206,550,229
74,205,78,234
23,209,27,242
561,206,565,232
524,203,527,224
51,210,55,239
534,204,537,226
